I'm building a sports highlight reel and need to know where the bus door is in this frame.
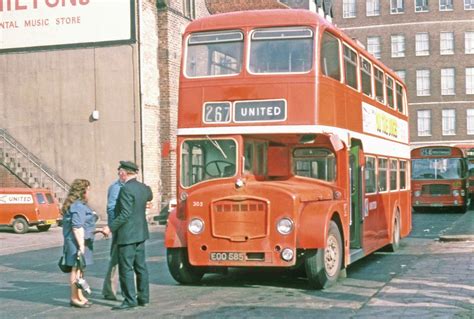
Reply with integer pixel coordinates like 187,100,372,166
350,142,363,248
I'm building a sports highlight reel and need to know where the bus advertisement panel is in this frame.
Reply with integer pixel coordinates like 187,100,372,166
411,146,469,212
165,9,411,289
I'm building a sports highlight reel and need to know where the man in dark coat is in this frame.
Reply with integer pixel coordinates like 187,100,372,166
104,160,153,310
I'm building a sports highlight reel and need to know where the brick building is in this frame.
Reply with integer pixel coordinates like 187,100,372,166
331,0,474,149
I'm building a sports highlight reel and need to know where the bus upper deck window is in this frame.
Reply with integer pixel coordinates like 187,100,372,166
186,30,243,78
374,67,385,104
396,82,404,113
343,44,358,90
386,75,395,109
360,57,372,96
321,32,341,81
249,27,313,74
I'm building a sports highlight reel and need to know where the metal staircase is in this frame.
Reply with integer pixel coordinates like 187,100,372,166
0,128,70,204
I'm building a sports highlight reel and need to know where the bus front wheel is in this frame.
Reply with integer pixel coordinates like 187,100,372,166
305,220,342,289
167,248,204,284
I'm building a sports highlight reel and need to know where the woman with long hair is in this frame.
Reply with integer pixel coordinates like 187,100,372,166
61,179,96,308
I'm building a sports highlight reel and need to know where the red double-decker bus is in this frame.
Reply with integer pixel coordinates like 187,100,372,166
411,146,469,213
165,9,411,289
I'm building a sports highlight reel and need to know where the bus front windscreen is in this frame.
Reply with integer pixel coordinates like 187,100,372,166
249,27,313,74
185,30,243,77
412,158,465,180
181,138,237,187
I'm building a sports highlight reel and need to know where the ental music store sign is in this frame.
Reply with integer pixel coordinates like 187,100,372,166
0,0,133,51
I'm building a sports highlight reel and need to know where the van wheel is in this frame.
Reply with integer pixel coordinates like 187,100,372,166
305,221,342,289
37,225,51,232
167,248,204,284
12,218,29,234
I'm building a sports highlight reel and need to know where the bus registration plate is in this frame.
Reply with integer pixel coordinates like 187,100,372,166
210,252,244,261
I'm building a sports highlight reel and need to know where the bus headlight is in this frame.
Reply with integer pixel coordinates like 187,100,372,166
452,190,460,197
281,248,294,261
414,191,421,197
277,218,294,235
188,218,204,234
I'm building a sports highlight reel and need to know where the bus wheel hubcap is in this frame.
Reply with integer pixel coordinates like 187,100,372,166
325,235,339,277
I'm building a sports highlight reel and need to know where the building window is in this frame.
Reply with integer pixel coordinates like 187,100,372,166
417,110,431,136
416,69,431,96
467,109,474,134
440,32,454,55
416,0,429,12
442,109,456,135
367,36,381,59
416,33,430,56
441,68,455,95
391,0,405,13
467,67,474,94
391,35,405,58
183,0,195,19
466,32,474,54
395,70,406,82
465,0,474,10
343,0,357,18
366,0,380,16
440,0,453,10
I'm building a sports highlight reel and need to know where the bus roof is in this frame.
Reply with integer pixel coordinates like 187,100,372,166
184,9,403,84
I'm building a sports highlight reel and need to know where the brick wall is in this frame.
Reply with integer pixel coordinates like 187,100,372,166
0,165,27,188
157,1,210,205
140,0,161,209
205,0,287,14
332,1,474,147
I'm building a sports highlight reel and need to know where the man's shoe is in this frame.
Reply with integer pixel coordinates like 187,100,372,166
112,302,136,310
103,295,118,301
138,302,149,307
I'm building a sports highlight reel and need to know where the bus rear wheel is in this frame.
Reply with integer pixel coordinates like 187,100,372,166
387,211,401,252
305,220,342,289
167,248,204,284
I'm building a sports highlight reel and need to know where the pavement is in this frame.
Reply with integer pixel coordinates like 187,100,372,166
439,208,474,242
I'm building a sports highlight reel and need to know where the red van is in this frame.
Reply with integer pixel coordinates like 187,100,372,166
0,188,61,234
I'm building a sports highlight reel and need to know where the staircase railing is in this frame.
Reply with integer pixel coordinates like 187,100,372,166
0,128,70,200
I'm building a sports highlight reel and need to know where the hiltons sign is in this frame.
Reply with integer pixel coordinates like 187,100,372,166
0,0,132,50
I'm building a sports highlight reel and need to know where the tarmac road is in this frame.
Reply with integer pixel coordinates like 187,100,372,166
0,210,472,318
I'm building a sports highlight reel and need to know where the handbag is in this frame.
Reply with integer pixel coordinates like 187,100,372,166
58,254,72,273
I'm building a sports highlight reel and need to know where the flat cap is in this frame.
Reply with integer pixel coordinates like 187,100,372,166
119,160,139,172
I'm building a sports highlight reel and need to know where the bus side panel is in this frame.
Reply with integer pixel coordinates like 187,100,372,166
399,190,412,238
164,209,188,248
297,201,347,249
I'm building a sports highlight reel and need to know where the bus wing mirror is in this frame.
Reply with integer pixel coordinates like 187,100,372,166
268,146,289,177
